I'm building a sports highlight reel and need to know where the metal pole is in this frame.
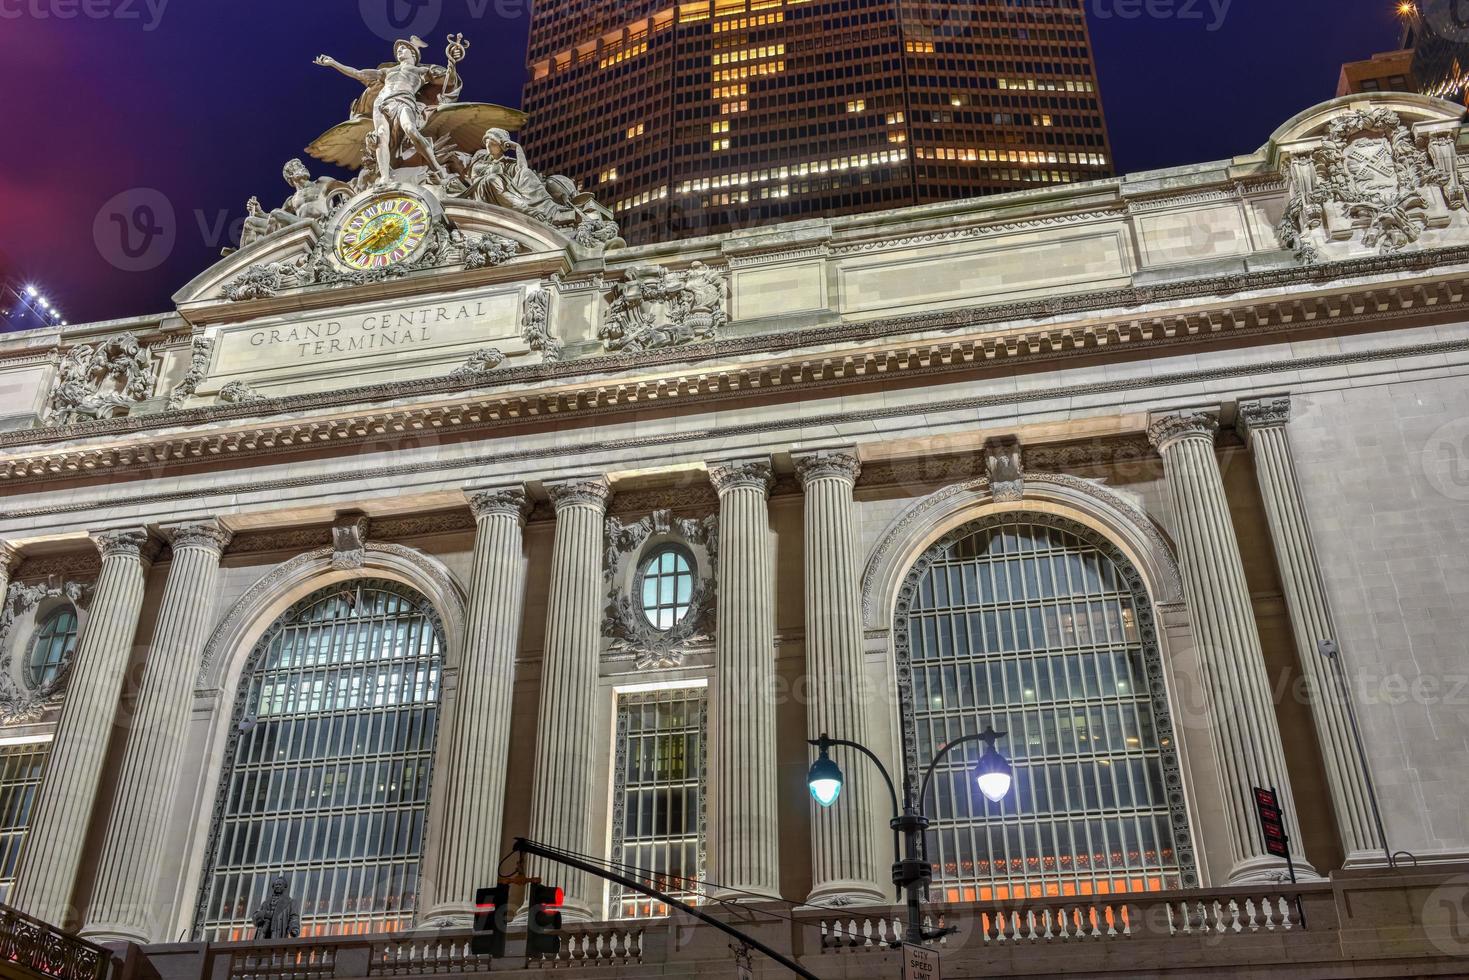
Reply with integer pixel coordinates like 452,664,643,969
512,838,821,980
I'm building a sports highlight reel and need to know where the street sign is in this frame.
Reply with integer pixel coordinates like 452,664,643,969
903,943,941,980
1253,786,1296,883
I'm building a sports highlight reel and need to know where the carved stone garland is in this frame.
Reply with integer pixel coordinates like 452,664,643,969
891,511,1198,889
43,333,157,426
221,215,523,301
0,579,94,724
603,509,719,668
168,336,215,411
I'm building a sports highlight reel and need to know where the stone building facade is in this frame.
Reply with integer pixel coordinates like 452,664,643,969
2,88,1469,977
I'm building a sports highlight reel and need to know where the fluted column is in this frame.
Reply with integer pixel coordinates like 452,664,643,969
796,451,886,905
707,459,781,900
525,479,609,922
422,487,533,924
11,528,156,927
83,521,231,944
1147,414,1316,882
1238,398,1383,862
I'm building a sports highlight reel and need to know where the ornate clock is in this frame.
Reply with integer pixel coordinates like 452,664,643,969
334,193,434,271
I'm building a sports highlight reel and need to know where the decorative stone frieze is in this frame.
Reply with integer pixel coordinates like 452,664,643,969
43,333,157,426
1278,107,1468,263
602,508,718,668
459,232,522,271
601,262,727,354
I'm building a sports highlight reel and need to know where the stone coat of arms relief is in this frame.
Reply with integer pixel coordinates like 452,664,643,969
1278,107,1468,263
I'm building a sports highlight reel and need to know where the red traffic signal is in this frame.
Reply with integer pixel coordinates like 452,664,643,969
527,883,564,957
471,884,510,957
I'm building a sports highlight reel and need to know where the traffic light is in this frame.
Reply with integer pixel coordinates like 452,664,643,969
471,884,509,957
527,882,564,957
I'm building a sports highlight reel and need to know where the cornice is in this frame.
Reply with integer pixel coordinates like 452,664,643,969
7,330,1469,524
2,246,1466,480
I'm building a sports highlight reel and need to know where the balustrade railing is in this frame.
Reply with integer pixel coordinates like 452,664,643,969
0,904,110,980
806,885,1314,954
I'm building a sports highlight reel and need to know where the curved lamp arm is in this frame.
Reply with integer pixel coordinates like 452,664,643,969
916,732,992,814
808,734,902,819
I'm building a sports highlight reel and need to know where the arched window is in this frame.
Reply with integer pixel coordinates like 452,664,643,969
26,607,78,689
896,514,1195,902
195,580,445,940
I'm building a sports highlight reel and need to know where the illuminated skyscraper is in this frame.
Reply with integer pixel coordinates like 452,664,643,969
521,0,1113,244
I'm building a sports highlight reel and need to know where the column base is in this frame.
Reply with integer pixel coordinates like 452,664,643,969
1228,853,1324,884
707,885,782,904
79,922,150,946
804,880,889,908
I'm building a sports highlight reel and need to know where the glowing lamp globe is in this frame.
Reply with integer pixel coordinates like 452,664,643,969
807,751,844,808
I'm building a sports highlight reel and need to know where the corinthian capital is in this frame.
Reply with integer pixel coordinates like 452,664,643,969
1146,412,1220,453
1236,397,1292,443
163,520,233,554
548,478,611,512
708,458,774,496
91,527,157,562
468,486,532,522
794,451,861,488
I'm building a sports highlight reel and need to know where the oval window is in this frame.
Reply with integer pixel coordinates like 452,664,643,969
639,546,695,631
26,606,78,689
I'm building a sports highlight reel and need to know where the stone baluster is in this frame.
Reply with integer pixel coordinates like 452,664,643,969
83,521,232,944
1238,398,1383,862
11,528,157,927
1147,414,1315,882
707,459,781,900
525,479,610,922
796,450,886,905
422,487,533,924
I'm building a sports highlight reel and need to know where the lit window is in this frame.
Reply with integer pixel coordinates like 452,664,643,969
610,689,706,918
898,516,1196,902
847,99,866,112
600,167,619,183
26,607,77,689
196,581,445,940
639,547,695,631
0,741,49,903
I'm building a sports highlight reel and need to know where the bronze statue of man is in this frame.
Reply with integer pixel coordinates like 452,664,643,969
252,875,301,940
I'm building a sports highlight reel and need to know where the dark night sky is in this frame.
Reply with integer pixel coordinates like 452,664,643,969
0,0,1404,325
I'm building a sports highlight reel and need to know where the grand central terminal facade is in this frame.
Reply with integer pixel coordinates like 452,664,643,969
0,47,1468,976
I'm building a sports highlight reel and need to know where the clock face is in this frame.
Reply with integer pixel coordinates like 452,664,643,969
335,195,433,271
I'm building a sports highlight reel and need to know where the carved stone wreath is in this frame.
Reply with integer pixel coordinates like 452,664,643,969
600,263,727,355
603,509,719,668
0,579,94,725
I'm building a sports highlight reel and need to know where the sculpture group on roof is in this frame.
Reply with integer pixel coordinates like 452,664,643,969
235,33,622,259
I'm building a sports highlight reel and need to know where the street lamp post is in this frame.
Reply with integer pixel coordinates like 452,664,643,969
807,726,1012,946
